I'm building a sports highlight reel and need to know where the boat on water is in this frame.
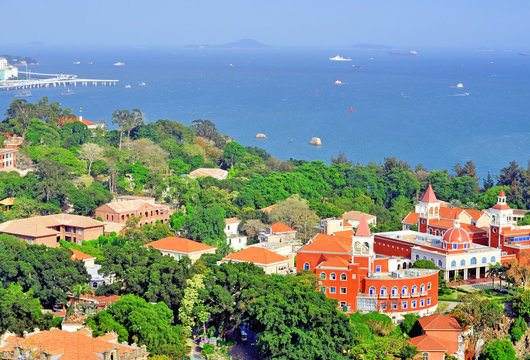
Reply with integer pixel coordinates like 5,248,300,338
15,90,32,98
390,50,417,56
125,84,132,89
329,55,352,61
73,61,81,65
334,80,343,85
456,83,464,88
351,65,364,69
137,82,146,86
113,62,126,66
61,89,75,96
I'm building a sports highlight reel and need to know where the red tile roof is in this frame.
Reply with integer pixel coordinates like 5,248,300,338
225,217,241,224
332,229,355,239
410,334,448,352
493,204,511,210
355,213,371,237
464,208,486,221
499,189,506,197
144,237,216,253
503,229,530,237
317,256,351,269
419,313,461,331
302,233,351,253
422,184,438,203
439,207,464,219
58,116,96,126
224,247,289,265
403,212,419,224
70,248,96,261
269,221,295,233
429,219,486,234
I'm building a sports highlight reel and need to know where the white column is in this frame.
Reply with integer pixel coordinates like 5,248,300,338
476,267,480,279
463,268,468,280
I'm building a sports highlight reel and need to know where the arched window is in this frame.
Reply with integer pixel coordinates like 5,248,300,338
431,258,435,263
391,287,398,296
451,260,456,267
416,255,420,260
427,282,432,290
460,259,466,266
369,287,376,295
340,273,347,281
420,284,425,293
482,257,487,264
423,352,429,360
438,260,443,267
429,228,433,235
330,273,336,280
320,272,326,280
471,257,477,265
303,263,310,271
423,256,427,260
402,286,408,295
412,285,417,294
491,256,496,263
435,230,440,236
380,287,387,295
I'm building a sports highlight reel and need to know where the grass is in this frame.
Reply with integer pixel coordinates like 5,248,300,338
436,302,450,313
438,288,469,302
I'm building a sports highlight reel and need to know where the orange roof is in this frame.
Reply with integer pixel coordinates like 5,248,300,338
225,217,241,225
421,184,438,203
439,207,464,219
464,208,486,221
0,328,146,360
355,213,371,237
419,313,461,331
58,116,96,126
503,229,530,237
342,210,376,221
269,221,295,233
260,204,278,213
343,220,352,227
301,233,351,253
493,203,511,210
499,189,506,197
403,212,419,224
224,247,289,265
332,229,355,239
144,237,216,254
70,248,95,261
410,334,447,352
429,219,486,234
317,256,350,269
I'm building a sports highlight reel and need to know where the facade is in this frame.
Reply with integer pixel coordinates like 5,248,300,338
224,217,247,250
2,133,23,150
188,168,228,180
297,214,439,319
0,149,16,168
223,247,291,274
0,214,104,247
259,222,297,243
95,199,170,226
411,314,463,360
144,237,216,263
0,58,18,81
70,248,109,290
0,329,148,360
342,210,377,227
317,217,353,235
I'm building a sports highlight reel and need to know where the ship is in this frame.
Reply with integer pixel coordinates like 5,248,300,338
113,62,126,66
334,80,343,85
73,61,81,65
15,90,32,98
61,88,75,96
390,51,418,56
329,55,352,61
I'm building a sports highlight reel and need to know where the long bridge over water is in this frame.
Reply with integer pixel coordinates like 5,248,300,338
0,71,119,91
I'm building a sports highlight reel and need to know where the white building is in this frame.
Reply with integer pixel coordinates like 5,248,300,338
0,58,18,81
224,217,247,251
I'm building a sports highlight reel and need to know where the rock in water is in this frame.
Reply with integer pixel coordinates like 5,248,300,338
255,133,267,139
309,137,322,146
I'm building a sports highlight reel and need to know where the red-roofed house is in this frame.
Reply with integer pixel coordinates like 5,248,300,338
410,314,462,360
342,210,377,227
317,217,354,235
144,237,216,263
223,247,291,274
58,115,102,130
259,221,297,243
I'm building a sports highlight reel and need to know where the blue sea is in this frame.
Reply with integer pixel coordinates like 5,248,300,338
1,45,529,178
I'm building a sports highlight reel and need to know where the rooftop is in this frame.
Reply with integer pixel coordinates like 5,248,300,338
342,210,376,221
224,247,289,265
97,199,167,213
225,217,241,225
368,268,439,280
269,221,295,233
419,313,461,331
0,214,104,238
70,248,96,261
144,237,216,254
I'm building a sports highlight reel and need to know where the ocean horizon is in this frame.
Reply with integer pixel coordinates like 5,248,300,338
1,45,529,178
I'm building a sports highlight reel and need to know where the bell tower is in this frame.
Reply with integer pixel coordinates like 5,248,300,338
416,184,440,233
489,189,512,248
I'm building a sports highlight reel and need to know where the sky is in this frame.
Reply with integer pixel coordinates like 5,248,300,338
1,0,529,49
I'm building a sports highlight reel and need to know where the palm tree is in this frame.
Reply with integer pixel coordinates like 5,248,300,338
72,283,93,310
112,109,132,150
487,263,502,290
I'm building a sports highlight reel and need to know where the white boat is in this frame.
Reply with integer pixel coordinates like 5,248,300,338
137,82,146,86
456,83,464,88
61,88,75,95
334,80,343,85
73,61,81,65
329,55,352,61
15,90,32,98
125,84,132,89
113,62,125,66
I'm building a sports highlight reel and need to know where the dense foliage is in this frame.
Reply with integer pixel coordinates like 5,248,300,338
479,339,516,360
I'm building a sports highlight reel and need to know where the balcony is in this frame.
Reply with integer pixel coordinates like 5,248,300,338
401,293,410,299
379,294,388,300
390,294,399,299
411,293,420,298
421,291,428,296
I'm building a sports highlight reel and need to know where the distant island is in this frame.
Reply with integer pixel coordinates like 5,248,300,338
351,43,392,50
0,55,39,66
186,38,269,49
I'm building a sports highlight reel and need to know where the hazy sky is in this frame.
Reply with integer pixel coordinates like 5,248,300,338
2,0,529,48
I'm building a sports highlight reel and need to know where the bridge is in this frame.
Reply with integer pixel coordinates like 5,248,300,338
0,71,119,91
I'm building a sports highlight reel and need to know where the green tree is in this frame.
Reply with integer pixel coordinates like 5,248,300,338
510,315,527,342
479,339,516,360
222,141,245,168
184,206,227,248
178,274,209,337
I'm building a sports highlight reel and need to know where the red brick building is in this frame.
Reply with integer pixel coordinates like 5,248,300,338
410,314,462,360
95,199,170,226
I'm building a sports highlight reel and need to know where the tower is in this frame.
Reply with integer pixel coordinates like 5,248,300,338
352,213,375,271
489,189,513,248
416,184,440,233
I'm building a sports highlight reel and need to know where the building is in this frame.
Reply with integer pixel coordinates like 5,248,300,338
297,214,439,319
58,116,103,130
95,199,170,226
342,210,377,227
0,149,16,169
224,217,247,251
410,314,463,360
259,222,297,243
188,168,228,180
0,58,18,81
0,198,14,212
2,133,23,150
223,247,291,274
317,217,353,235
144,237,216,263
70,248,108,290
0,328,148,360
0,214,104,247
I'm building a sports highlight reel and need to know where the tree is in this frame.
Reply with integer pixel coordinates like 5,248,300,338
79,143,104,176
178,274,209,337
479,339,516,360
241,219,266,240
269,195,319,243
510,315,527,342
498,161,520,186
112,109,132,150
222,141,245,168
512,289,530,319
400,313,421,337
506,252,530,288
184,206,227,248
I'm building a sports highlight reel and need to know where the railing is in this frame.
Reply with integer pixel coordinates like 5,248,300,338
411,293,420,298
421,291,428,296
401,293,410,298
379,294,388,299
390,294,399,299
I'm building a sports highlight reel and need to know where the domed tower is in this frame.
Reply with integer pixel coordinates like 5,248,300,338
442,219,471,251
489,189,513,248
416,184,440,233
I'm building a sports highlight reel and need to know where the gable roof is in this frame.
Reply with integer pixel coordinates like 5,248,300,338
419,313,461,331
301,233,351,253
225,217,241,225
355,213,371,237
269,221,295,233
402,212,419,225
332,229,355,239
421,184,438,203
428,219,486,234
97,199,161,213
144,237,216,254
342,210,376,221
70,248,96,261
224,247,289,265
317,256,351,269
410,334,448,352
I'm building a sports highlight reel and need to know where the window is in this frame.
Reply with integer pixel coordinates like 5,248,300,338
416,255,420,260
391,287,398,296
423,352,429,360
401,301,408,309
369,287,376,295
421,219,425,224
482,257,487,264
412,285,417,294
402,286,408,295
451,260,456,267
460,259,465,266
443,243,446,249
380,287,387,295
491,256,496,263
376,265,381,273
492,227,497,233
464,243,468,249
340,287,347,294
320,287,326,293
329,287,336,294
411,300,417,308
330,273,336,280
78,228,83,235
431,258,434,263
471,257,477,265
435,230,440,236
427,298,431,305
380,303,387,310
392,302,398,310
453,243,457,250
340,273,347,281
303,263,310,271
429,228,433,235
427,282,431,290
339,301,346,308
420,299,425,307
320,273,326,280
423,256,427,260
438,260,443,267
352,274,356,279
420,284,425,293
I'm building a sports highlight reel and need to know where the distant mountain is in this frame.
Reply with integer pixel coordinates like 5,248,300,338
186,39,269,49
0,55,39,65
351,43,392,50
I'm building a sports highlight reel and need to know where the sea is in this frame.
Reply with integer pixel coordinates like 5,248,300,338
1,45,529,178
